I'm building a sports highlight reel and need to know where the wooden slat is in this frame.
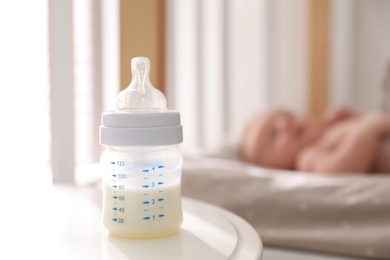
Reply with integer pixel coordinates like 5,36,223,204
309,0,330,116
119,0,165,92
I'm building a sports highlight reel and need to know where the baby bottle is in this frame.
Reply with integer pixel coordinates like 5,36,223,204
99,57,183,238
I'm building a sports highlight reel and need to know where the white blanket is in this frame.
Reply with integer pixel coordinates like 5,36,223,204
182,153,390,259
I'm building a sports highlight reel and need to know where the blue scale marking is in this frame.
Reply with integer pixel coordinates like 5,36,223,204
143,217,150,220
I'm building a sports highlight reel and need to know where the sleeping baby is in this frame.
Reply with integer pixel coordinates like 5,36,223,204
240,106,390,174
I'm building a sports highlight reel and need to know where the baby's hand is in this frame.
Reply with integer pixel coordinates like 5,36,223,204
359,111,390,136
297,116,384,173
323,106,357,125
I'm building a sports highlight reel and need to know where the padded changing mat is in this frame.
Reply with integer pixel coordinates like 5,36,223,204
182,154,390,259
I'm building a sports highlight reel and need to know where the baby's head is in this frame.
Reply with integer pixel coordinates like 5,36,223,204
240,109,322,169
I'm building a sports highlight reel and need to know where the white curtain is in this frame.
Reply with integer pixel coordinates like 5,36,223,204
167,0,390,153
166,0,309,152
330,0,390,112
49,0,119,184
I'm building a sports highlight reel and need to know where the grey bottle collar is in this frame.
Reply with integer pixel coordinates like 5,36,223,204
100,110,183,146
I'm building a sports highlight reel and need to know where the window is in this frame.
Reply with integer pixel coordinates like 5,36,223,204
0,0,119,186
0,1,51,185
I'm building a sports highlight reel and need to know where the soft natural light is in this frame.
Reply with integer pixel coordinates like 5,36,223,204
0,0,119,186
0,1,51,185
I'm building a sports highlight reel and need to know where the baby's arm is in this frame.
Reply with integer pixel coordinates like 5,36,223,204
297,113,390,173
323,106,358,125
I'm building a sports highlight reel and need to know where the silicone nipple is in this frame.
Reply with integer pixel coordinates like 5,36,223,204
116,57,167,112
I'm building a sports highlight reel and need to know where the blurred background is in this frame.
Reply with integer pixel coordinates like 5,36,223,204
1,0,389,185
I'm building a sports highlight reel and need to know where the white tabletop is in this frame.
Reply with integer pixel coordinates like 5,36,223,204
0,184,262,260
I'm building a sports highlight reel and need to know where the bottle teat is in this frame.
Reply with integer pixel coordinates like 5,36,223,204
116,57,167,112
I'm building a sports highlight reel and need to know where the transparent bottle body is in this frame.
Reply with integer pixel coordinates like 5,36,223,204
101,145,183,238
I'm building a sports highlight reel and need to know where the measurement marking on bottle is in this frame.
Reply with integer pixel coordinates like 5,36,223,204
143,177,148,180
158,198,164,202
117,161,125,166
113,196,118,199
158,165,164,168
112,185,117,188
118,174,126,179
158,182,164,185
159,207,164,209
111,162,115,165
143,193,148,196
159,190,163,193
144,209,149,212
113,208,118,211
142,169,149,173
159,174,163,176
142,201,149,205
142,214,164,221
112,174,116,177
113,218,124,223
142,185,149,188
